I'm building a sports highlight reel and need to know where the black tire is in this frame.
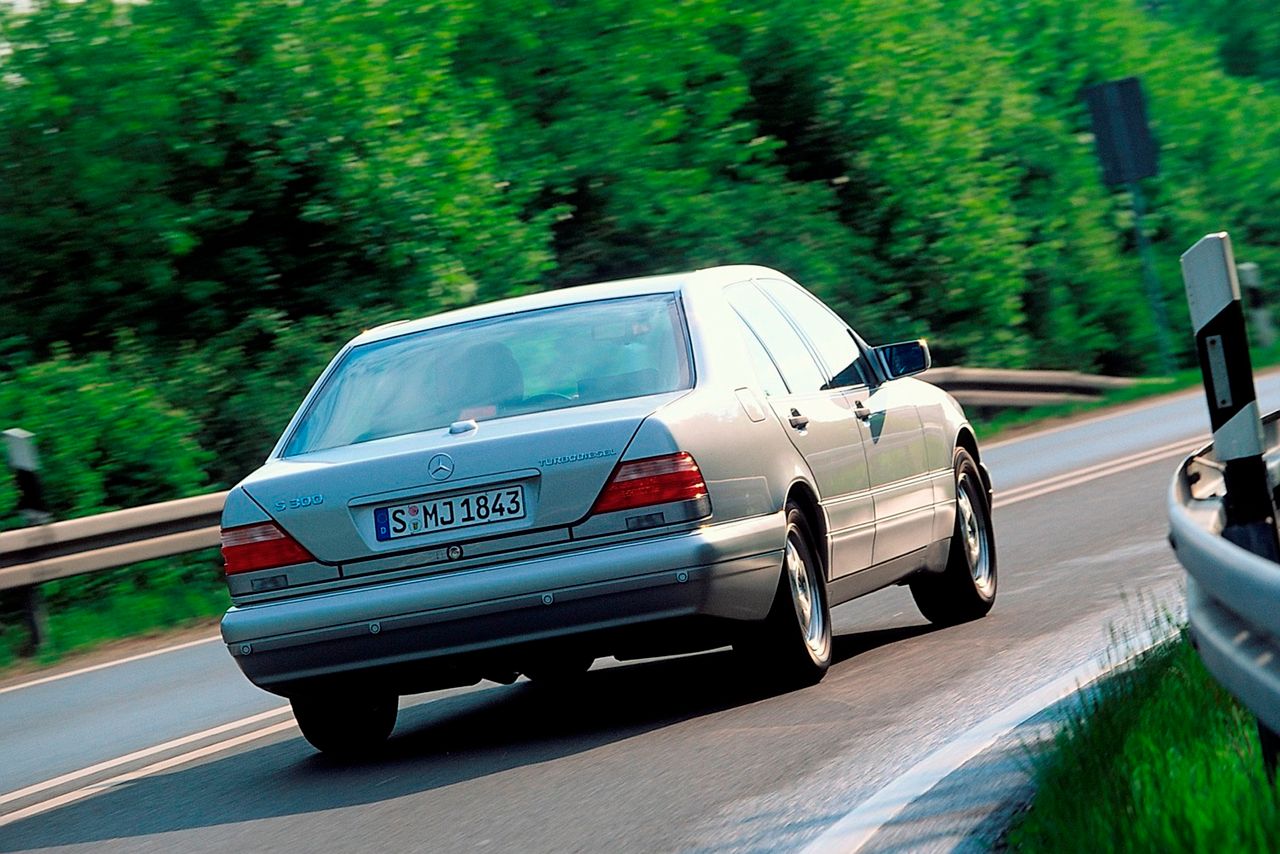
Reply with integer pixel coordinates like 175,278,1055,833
522,655,594,687
910,447,997,625
291,693,398,757
734,503,832,687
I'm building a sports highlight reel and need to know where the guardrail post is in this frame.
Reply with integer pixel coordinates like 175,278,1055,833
16,585,47,656
1260,720,1280,781
1181,232,1280,776
3,427,51,655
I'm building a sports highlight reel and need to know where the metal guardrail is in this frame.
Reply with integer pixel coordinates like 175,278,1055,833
924,367,1137,409
0,492,225,593
1169,410,1280,737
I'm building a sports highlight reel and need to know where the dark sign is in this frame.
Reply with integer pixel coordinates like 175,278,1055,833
1084,77,1159,187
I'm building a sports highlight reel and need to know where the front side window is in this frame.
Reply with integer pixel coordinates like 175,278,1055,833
756,278,869,389
285,294,692,455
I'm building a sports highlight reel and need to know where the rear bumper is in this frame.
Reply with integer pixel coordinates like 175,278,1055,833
221,513,784,694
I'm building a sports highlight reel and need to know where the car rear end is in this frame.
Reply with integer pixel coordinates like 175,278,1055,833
219,287,785,697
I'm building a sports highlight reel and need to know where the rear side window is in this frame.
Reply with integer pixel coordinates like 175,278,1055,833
725,282,826,394
731,314,788,397
756,278,869,388
284,294,692,455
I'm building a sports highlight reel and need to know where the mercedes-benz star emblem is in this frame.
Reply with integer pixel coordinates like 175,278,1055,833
428,453,455,481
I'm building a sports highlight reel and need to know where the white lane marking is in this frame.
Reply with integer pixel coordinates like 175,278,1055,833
0,718,297,828
0,705,290,810
801,628,1171,854
993,437,1205,509
996,437,1201,501
0,634,222,697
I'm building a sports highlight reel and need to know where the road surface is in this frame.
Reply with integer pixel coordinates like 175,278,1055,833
3,377,1274,853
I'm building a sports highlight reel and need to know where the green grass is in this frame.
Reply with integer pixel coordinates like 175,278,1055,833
1009,634,1280,852
0,552,229,671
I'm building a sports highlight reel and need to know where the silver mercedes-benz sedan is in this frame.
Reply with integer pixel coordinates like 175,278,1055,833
219,265,996,754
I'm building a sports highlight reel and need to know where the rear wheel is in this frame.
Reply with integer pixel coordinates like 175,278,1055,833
910,447,996,625
291,692,398,757
735,503,832,686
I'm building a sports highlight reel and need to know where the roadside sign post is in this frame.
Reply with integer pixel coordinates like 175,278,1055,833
1084,77,1175,375
1238,262,1275,350
3,427,51,654
1180,232,1280,776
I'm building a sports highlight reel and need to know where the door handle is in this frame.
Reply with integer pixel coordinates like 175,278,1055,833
788,408,810,430
852,399,871,420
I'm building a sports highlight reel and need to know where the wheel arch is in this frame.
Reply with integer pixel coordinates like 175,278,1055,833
954,425,992,498
784,479,829,581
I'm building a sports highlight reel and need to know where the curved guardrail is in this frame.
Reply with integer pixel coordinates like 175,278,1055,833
1168,410,1280,736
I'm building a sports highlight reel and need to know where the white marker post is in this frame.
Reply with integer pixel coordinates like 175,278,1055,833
1181,234,1279,558
1182,233,1280,776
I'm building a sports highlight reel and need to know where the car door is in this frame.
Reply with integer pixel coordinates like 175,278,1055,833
724,281,875,576
754,278,932,568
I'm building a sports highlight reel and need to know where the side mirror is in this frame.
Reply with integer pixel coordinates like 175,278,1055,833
875,340,931,380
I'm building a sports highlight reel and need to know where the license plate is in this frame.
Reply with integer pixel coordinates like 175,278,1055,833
374,485,526,542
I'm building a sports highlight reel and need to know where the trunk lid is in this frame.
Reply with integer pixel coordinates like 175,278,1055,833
239,394,683,564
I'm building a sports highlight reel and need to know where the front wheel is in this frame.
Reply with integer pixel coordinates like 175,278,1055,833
291,692,398,757
910,447,997,625
735,504,832,687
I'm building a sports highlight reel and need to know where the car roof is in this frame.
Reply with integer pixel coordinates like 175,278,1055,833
351,264,787,346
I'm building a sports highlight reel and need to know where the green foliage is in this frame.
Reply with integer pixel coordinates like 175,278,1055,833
3,0,1280,661
0,0,555,355
1158,0,1280,83
1010,637,1280,852
116,309,395,485
1,0,1280,487
0,346,211,525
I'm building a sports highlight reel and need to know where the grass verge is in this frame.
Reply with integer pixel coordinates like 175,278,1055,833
0,551,229,671
1008,634,1280,852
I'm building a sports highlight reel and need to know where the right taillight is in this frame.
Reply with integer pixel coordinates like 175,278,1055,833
221,522,315,575
591,452,709,515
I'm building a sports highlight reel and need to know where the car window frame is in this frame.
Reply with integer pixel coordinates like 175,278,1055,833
723,280,829,396
752,277,878,391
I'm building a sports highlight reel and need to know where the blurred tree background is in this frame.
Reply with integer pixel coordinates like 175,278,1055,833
3,0,1280,520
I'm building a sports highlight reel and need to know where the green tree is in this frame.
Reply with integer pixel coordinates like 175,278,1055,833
0,346,211,525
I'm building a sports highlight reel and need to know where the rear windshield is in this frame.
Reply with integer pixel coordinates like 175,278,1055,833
283,294,692,455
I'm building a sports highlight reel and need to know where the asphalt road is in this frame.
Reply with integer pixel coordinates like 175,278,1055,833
3,376,1279,853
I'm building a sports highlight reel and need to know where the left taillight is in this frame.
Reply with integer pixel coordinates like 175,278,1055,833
220,522,315,576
